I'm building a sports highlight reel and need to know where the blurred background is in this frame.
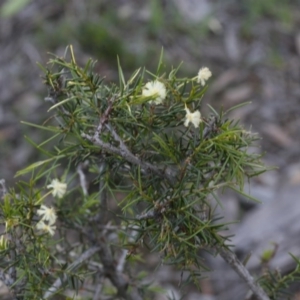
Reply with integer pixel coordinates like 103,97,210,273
1,0,300,299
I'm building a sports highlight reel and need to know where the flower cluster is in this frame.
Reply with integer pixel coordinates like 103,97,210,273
142,67,211,128
184,105,202,128
142,80,167,105
35,179,66,236
197,67,212,86
47,179,67,198
36,205,57,236
36,205,57,235
37,205,57,224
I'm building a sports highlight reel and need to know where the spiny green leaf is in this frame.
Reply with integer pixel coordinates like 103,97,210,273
15,156,65,177
117,56,126,89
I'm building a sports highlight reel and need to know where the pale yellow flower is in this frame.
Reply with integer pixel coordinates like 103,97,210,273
47,179,67,198
37,205,57,225
184,105,202,128
36,220,56,236
142,80,166,105
197,67,212,86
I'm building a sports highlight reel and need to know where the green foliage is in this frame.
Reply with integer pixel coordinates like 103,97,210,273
34,46,264,271
258,254,300,299
2,45,300,299
0,182,56,299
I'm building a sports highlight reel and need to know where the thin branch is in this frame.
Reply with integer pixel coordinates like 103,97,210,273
106,123,131,154
136,210,157,220
76,162,89,196
97,237,143,300
98,161,108,223
0,248,27,300
71,222,142,300
81,131,175,183
116,226,138,273
202,115,218,139
43,246,101,299
218,247,270,300
95,99,114,136
92,274,104,300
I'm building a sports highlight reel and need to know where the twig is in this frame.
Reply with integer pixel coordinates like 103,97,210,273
92,274,104,300
218,247,270,300
76,162,89,196
0,244,27,299
97,236,142,300
95,100,114,136
98,161,108,223
116,226,138,273
136,210,157,220
81,131,175,183
202,115,218,139
43,246,101,299
105,123,131,154
70,222,141,299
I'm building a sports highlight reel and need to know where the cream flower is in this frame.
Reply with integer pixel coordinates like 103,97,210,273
36,220,56,236
47,179,67,198
184,105,202,128
37,205,57,225
142,80,166,105
197,67,212,86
